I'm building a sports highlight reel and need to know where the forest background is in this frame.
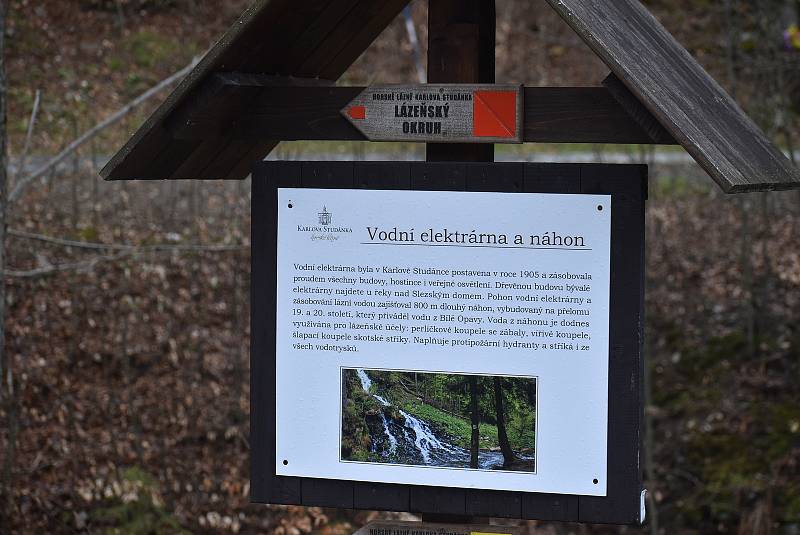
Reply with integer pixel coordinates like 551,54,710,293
0,0,799,533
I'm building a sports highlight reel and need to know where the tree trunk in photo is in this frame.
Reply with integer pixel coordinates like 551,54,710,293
469,376,479,469
493,376,515,468
342,370,348,407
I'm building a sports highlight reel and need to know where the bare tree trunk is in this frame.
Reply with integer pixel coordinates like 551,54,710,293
121,302,142,461
232,252,243,395
71,118,79,232
0,0,6,400
1,385,16,532
469,376,479,469
741,198,757,359
168,180,178,226
0,1,11,527
493,376,515,468
114,0,125,28
91,135,99,229
725,0,757,359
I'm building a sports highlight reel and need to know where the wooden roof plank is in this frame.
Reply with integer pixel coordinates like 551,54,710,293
166,74,265,140
193,140,268,179
225,142,279,179
229,0,409,173
170,138,233,179
316,0,411,79
217,1,331,73
100,0,285,180
102,0,409,181
142,137,203,180
545,0,800,192
281,0,365,70
107,125,173,180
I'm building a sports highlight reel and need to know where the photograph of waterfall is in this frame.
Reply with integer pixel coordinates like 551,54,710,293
340,368,536,472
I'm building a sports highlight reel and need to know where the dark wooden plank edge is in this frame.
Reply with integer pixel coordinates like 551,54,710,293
577,163,646,524
251,160,302,505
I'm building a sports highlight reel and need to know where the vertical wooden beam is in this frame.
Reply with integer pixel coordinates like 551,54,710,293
425,0,495,162
420,2,495,521
420,0,494,519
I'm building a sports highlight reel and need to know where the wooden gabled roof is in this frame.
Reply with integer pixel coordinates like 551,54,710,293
103,0,800,193
547,0,800,192
100,0,409,181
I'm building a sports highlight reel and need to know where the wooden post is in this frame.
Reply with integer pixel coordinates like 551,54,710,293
422,0,495,522
426,0,495,162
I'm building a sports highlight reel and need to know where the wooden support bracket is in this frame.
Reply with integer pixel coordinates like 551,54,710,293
602,73,674,144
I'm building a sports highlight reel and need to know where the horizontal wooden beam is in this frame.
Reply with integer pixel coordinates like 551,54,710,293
522,86,676,145
167,73,678,145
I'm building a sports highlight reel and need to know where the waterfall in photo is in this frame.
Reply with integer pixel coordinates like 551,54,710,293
357,369,372,392
398,409,461,463
352,369,530,470
357,369,395,457
379,412,398,454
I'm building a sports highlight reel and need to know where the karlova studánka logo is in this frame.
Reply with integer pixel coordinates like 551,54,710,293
297,205,352,241
318,206,332,225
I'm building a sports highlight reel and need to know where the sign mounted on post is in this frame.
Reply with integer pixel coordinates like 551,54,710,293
251,161,646,524
341,84,523,143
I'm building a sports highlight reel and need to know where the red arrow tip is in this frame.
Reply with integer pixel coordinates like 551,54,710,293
347,105,366,120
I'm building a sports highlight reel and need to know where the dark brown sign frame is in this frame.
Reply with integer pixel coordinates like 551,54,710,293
250,160,646,524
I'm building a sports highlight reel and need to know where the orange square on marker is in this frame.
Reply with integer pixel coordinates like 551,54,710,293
348,105,366,120
472,90,517,138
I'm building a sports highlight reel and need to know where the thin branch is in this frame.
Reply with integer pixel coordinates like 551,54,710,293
4,238,247,278
15,89,40,182
4,250,134,278
8,228,247,252
8,57,200,204
403,5,426,83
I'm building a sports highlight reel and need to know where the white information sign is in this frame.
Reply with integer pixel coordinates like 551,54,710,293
275,188,611,496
